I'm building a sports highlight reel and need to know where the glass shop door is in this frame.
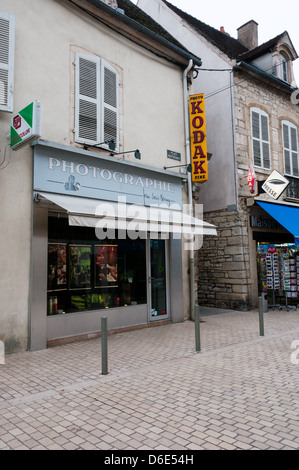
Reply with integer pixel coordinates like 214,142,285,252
148,239,169,321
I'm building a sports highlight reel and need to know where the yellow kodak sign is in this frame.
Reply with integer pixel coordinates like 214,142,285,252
189,94,208,183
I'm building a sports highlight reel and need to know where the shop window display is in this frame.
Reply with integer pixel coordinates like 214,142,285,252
47,215,146,315
257,242,299,309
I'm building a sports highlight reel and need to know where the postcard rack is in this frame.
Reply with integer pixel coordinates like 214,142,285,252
259,249,297,311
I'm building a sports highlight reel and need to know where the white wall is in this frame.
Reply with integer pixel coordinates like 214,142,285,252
138,0,237,212
251,53,273,74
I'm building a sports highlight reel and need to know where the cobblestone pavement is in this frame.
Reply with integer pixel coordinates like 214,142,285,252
0,309,299,450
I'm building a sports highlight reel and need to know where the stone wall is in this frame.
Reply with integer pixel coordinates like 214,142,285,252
233,69,299,180
195,69,299,311
196,207,251,311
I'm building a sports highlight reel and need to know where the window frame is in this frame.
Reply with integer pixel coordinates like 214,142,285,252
74,53,119,152
280,53,288,83
282,120,299,178
0,11,15,113
250,107,271,171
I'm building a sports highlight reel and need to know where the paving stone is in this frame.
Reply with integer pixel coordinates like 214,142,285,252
0,310,298,450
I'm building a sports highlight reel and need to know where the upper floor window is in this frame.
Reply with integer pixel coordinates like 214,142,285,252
282,120,299,177
75,53,119,151
250,107,271,170
0,11,15,112
280,53,288,82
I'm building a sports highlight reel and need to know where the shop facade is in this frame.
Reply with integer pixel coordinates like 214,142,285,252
32,141,184,349
249,201,299,311
30,140,216,350
0,0,215,353
195,197,299,312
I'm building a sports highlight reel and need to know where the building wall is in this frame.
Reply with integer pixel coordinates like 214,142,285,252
138,0,299,311
195,206,251,310
137,0,237,213
234,70,299,178
250,53,273,74
196,70,299,310
0,0,192,352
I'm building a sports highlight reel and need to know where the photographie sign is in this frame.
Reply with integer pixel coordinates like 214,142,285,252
10,101,42,150
33,144,183,209
189,94,208,184
262,170,289,200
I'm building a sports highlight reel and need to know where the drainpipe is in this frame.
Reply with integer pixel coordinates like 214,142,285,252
183,59,195,320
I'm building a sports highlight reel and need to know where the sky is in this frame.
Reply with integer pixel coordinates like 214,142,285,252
132,0,299,84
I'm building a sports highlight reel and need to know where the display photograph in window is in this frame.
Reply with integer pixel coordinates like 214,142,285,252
69,245,91,289
251,107,271,170
47,215,147,315
48,243,67,291
95,245,118,288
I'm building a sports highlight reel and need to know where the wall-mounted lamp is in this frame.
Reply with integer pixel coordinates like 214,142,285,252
83,139,116,151
110,149,141,160
164,163,192,172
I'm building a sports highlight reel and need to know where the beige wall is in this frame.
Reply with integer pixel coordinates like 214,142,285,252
0,0,191,352
138,0,237,212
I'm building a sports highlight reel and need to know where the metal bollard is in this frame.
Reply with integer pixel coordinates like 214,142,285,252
194,304,201,352
101,316,108,375
258,296,265,337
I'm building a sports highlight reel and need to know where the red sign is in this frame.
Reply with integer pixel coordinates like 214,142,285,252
248,166,256,194
13,114,21,130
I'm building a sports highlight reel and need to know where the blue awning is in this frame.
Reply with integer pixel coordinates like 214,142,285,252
256,201,299,246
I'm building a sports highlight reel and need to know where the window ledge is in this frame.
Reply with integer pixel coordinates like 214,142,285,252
284,197,299,203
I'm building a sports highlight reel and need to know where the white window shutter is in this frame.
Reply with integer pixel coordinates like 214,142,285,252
283,121,299,177
101,60,119,150
261,115,271,170
0,11,15,112
75,54,100,145
251,108,271,170
283,123,291,175
291,127,299,177
251,110,262,167
253,139,261,167
252,111,260,140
